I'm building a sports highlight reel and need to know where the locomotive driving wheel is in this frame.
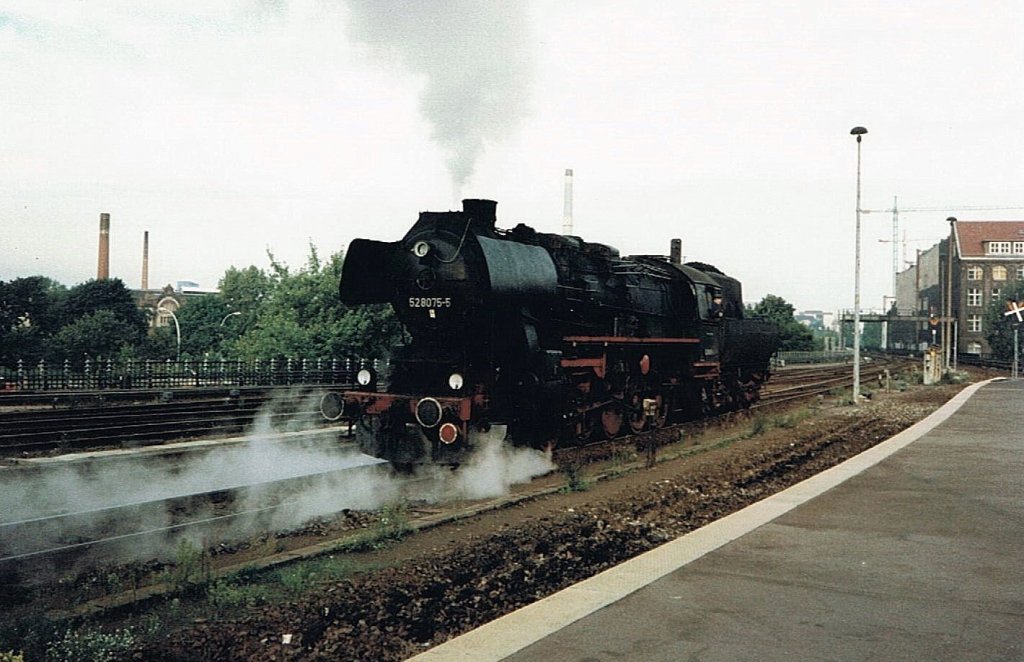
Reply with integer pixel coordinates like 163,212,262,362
600,404,624,438
574,411,595,443
651,392,669,428
627,389,647,434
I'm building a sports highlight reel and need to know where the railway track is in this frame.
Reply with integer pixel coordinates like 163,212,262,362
0,359,909,595
0,387,332,457
0,438,382,583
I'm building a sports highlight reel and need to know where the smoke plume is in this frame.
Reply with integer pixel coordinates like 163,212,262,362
345,1,535,191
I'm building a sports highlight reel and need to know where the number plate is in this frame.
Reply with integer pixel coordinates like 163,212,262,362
408,297,452,308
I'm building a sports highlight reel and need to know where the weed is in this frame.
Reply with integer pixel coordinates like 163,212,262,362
559,461,591,493
747,415,769,437
206,579,268,612
774,408,811,429
45,626,136,662
332,504,411,553
162,539,211,595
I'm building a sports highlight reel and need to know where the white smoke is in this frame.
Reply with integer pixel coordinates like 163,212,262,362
344,1,535,191
0,392,553,578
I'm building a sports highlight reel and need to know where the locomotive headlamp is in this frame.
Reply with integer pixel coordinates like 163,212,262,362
356,368,374,387
412,241,431,258
438,422,459,445
448,372,464,391
415,397,443,428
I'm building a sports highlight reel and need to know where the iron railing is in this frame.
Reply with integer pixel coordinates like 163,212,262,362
0,357,383,392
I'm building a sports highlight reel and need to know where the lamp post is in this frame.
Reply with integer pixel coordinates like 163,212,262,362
158,307,181,359
850,126,868,404
220,311,242,327
945,217,956,371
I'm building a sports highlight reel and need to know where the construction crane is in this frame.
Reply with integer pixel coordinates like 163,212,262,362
861,197,1024,306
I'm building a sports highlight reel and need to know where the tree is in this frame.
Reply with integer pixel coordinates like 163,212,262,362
51,310,144,366
0,276,67,366
50,279,148,363
748,294,815,352
228,246,403,361
984,281,1024,360
174,295,236,359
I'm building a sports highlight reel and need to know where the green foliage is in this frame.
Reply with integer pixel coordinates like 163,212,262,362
748,294,814,351
230,247,402,361
3,245,405,365
984,281,1024,360
162,539,212,594
205,578,270,612
45,626,137,662
0,276,67,367
50,310,143,367
0,651,24,662
174,295,237,359
559,460,591,492
332,504,412,552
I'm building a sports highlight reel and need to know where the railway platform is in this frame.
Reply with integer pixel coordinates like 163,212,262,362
413,378,1024,661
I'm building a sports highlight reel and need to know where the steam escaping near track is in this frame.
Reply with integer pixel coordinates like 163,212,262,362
0,390,552,582
418,426,555,501
344,1,535,191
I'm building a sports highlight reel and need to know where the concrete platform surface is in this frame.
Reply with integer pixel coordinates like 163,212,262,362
413,379,1024,661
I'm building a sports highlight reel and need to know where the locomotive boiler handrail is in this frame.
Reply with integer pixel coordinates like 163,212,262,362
563,336,701,345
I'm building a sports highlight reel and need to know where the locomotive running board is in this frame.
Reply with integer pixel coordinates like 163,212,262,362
563,336,701,345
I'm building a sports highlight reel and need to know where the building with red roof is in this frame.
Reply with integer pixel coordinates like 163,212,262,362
951,219,1024,356
892,219,1024,358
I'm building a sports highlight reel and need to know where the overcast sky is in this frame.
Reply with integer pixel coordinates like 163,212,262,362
3,1,1023,313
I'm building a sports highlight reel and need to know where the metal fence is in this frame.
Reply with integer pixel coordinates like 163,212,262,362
0,357,382,392
773,350,854,366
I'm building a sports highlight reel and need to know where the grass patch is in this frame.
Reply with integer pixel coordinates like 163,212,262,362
329,504,412,553
559,461,592,493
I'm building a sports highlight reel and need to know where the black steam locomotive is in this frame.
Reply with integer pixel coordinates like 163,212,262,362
320,199,778,467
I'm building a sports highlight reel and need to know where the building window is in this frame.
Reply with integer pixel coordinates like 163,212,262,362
967,265,983,280
1018,265,1024,280
993,288,1001,300
993,265,1008,281
988,241,1012,255
968,315,982,332
1014,241,1024,254
967,288,982,307
967,341,982,355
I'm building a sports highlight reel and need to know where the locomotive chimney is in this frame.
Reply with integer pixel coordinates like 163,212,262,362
462,198,497,229
562,168,574,235
141,230,149,290
670,238,682,266
97,213,110,280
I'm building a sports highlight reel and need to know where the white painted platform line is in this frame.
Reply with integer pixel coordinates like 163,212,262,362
408,379,997,662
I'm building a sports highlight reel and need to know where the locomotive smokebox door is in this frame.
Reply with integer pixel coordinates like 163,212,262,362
340,238,397,304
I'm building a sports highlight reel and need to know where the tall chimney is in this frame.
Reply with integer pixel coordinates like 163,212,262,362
562,168,574,235
97,213,110,280
141,231,150,290
670,238,682,266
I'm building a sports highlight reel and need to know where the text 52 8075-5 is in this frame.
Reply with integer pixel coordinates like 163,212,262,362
408,297,452,308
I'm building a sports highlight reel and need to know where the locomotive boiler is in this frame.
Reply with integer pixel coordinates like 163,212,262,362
320,199,778,468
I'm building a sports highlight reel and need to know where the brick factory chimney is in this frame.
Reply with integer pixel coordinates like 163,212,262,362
670,238,682,266
97,213,110,280
141,230,149,290
562,168,574,235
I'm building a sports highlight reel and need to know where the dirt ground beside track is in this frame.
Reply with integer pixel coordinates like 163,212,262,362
133,377,976,661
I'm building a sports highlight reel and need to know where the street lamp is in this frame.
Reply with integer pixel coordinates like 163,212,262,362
850,126,867,404
158,306,181,359
220,311,242,327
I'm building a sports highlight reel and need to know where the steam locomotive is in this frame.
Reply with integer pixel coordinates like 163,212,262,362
320,199,778,467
